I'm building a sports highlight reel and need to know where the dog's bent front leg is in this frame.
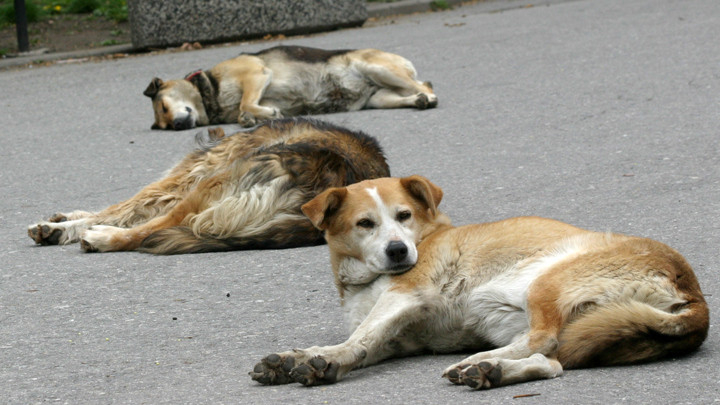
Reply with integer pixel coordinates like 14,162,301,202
237,67,281,127
250,287,426,386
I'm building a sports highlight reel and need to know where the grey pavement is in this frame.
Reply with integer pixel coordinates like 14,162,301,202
1,0,719,403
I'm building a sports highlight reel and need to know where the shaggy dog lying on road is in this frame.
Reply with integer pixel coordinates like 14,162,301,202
144,45,438,130
27,118,389,254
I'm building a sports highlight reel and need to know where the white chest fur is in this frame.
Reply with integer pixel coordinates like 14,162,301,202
340,237,591,353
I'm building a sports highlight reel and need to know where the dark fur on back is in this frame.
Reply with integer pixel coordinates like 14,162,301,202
139,118,389,254
248,45,353,64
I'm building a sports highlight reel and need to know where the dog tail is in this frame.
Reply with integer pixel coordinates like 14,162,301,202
557,298,709,368
137,219,324,255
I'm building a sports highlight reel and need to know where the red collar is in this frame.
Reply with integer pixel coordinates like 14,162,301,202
185,70,203,81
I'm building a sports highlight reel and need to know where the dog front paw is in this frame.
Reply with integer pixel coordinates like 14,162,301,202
250,353,341,386
415,93,438,110
290,356,340,386
28,223,64,245
249,353,297,385
270,108,282,119
442,360,503,390
238,111,257,127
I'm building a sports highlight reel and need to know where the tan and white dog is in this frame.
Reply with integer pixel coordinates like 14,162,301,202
250,175,709,389
144,45,438,130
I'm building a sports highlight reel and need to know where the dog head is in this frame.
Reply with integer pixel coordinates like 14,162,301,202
143,76,208,130
302,176,450,287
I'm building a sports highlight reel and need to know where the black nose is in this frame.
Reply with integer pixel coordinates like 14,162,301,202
173,117,192,130
385,241,408,263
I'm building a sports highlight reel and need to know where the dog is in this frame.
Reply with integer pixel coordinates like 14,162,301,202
249,175,709,388
143,45,438,130
27,118,389,254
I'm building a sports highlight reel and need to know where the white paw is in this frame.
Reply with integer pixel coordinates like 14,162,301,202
80,225,125,252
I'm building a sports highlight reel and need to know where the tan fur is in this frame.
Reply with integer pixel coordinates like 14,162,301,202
250,176,709,389
143,45,437,130
27,119,389,254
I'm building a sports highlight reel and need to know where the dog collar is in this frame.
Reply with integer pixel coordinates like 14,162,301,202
185,70,203,81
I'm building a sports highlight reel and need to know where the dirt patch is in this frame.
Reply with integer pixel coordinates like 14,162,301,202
0,13,130,55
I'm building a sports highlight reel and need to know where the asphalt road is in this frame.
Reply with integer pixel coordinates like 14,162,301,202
1,0,719,403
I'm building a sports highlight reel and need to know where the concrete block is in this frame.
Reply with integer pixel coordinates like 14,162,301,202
127,0,368,49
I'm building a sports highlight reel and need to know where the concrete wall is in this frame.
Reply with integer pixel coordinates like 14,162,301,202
127,0,368,49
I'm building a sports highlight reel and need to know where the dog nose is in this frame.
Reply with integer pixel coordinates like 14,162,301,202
173,117,192,130
385,241,408,263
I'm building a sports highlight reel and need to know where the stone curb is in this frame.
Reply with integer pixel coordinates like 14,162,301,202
0,0,571,69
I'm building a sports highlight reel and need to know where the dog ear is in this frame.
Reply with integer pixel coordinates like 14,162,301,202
143,78,164,98
400,175,443,216
302,187,348,230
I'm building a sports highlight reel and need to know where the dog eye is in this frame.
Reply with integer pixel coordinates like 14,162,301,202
356,219,375,229
397,211,412,221
162,103,168,114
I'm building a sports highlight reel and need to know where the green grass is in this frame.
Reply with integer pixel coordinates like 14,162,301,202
430,0,452,11
0,0,127,24
0,1,43,25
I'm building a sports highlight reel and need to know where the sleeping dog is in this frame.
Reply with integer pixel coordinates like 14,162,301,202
27,119,389,254
144,45,438,130
250,175,709,388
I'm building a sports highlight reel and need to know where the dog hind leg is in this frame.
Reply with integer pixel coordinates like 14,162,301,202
367,89,435,110
354,51,437,108
446,354,563,390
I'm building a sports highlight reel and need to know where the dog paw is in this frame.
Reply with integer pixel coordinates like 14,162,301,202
238,112,257,127
415,93,430,110
47,213,69,223
415,93,438,110
80,225,124,253
443,360,502,390
249,353,297,385
290,356,340,386
270,108,283,119
28,223,64,245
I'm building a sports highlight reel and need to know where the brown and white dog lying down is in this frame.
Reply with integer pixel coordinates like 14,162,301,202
143,45,437,130
27,118,389,254
250,176,709,389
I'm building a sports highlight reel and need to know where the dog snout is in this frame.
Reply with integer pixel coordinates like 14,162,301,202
173,116,193,131
385,241,408,264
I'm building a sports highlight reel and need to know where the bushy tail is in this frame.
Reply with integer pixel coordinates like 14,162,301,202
558,300,709,368
138,221,324,255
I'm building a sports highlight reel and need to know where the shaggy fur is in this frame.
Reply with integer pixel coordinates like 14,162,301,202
27,118,389,254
